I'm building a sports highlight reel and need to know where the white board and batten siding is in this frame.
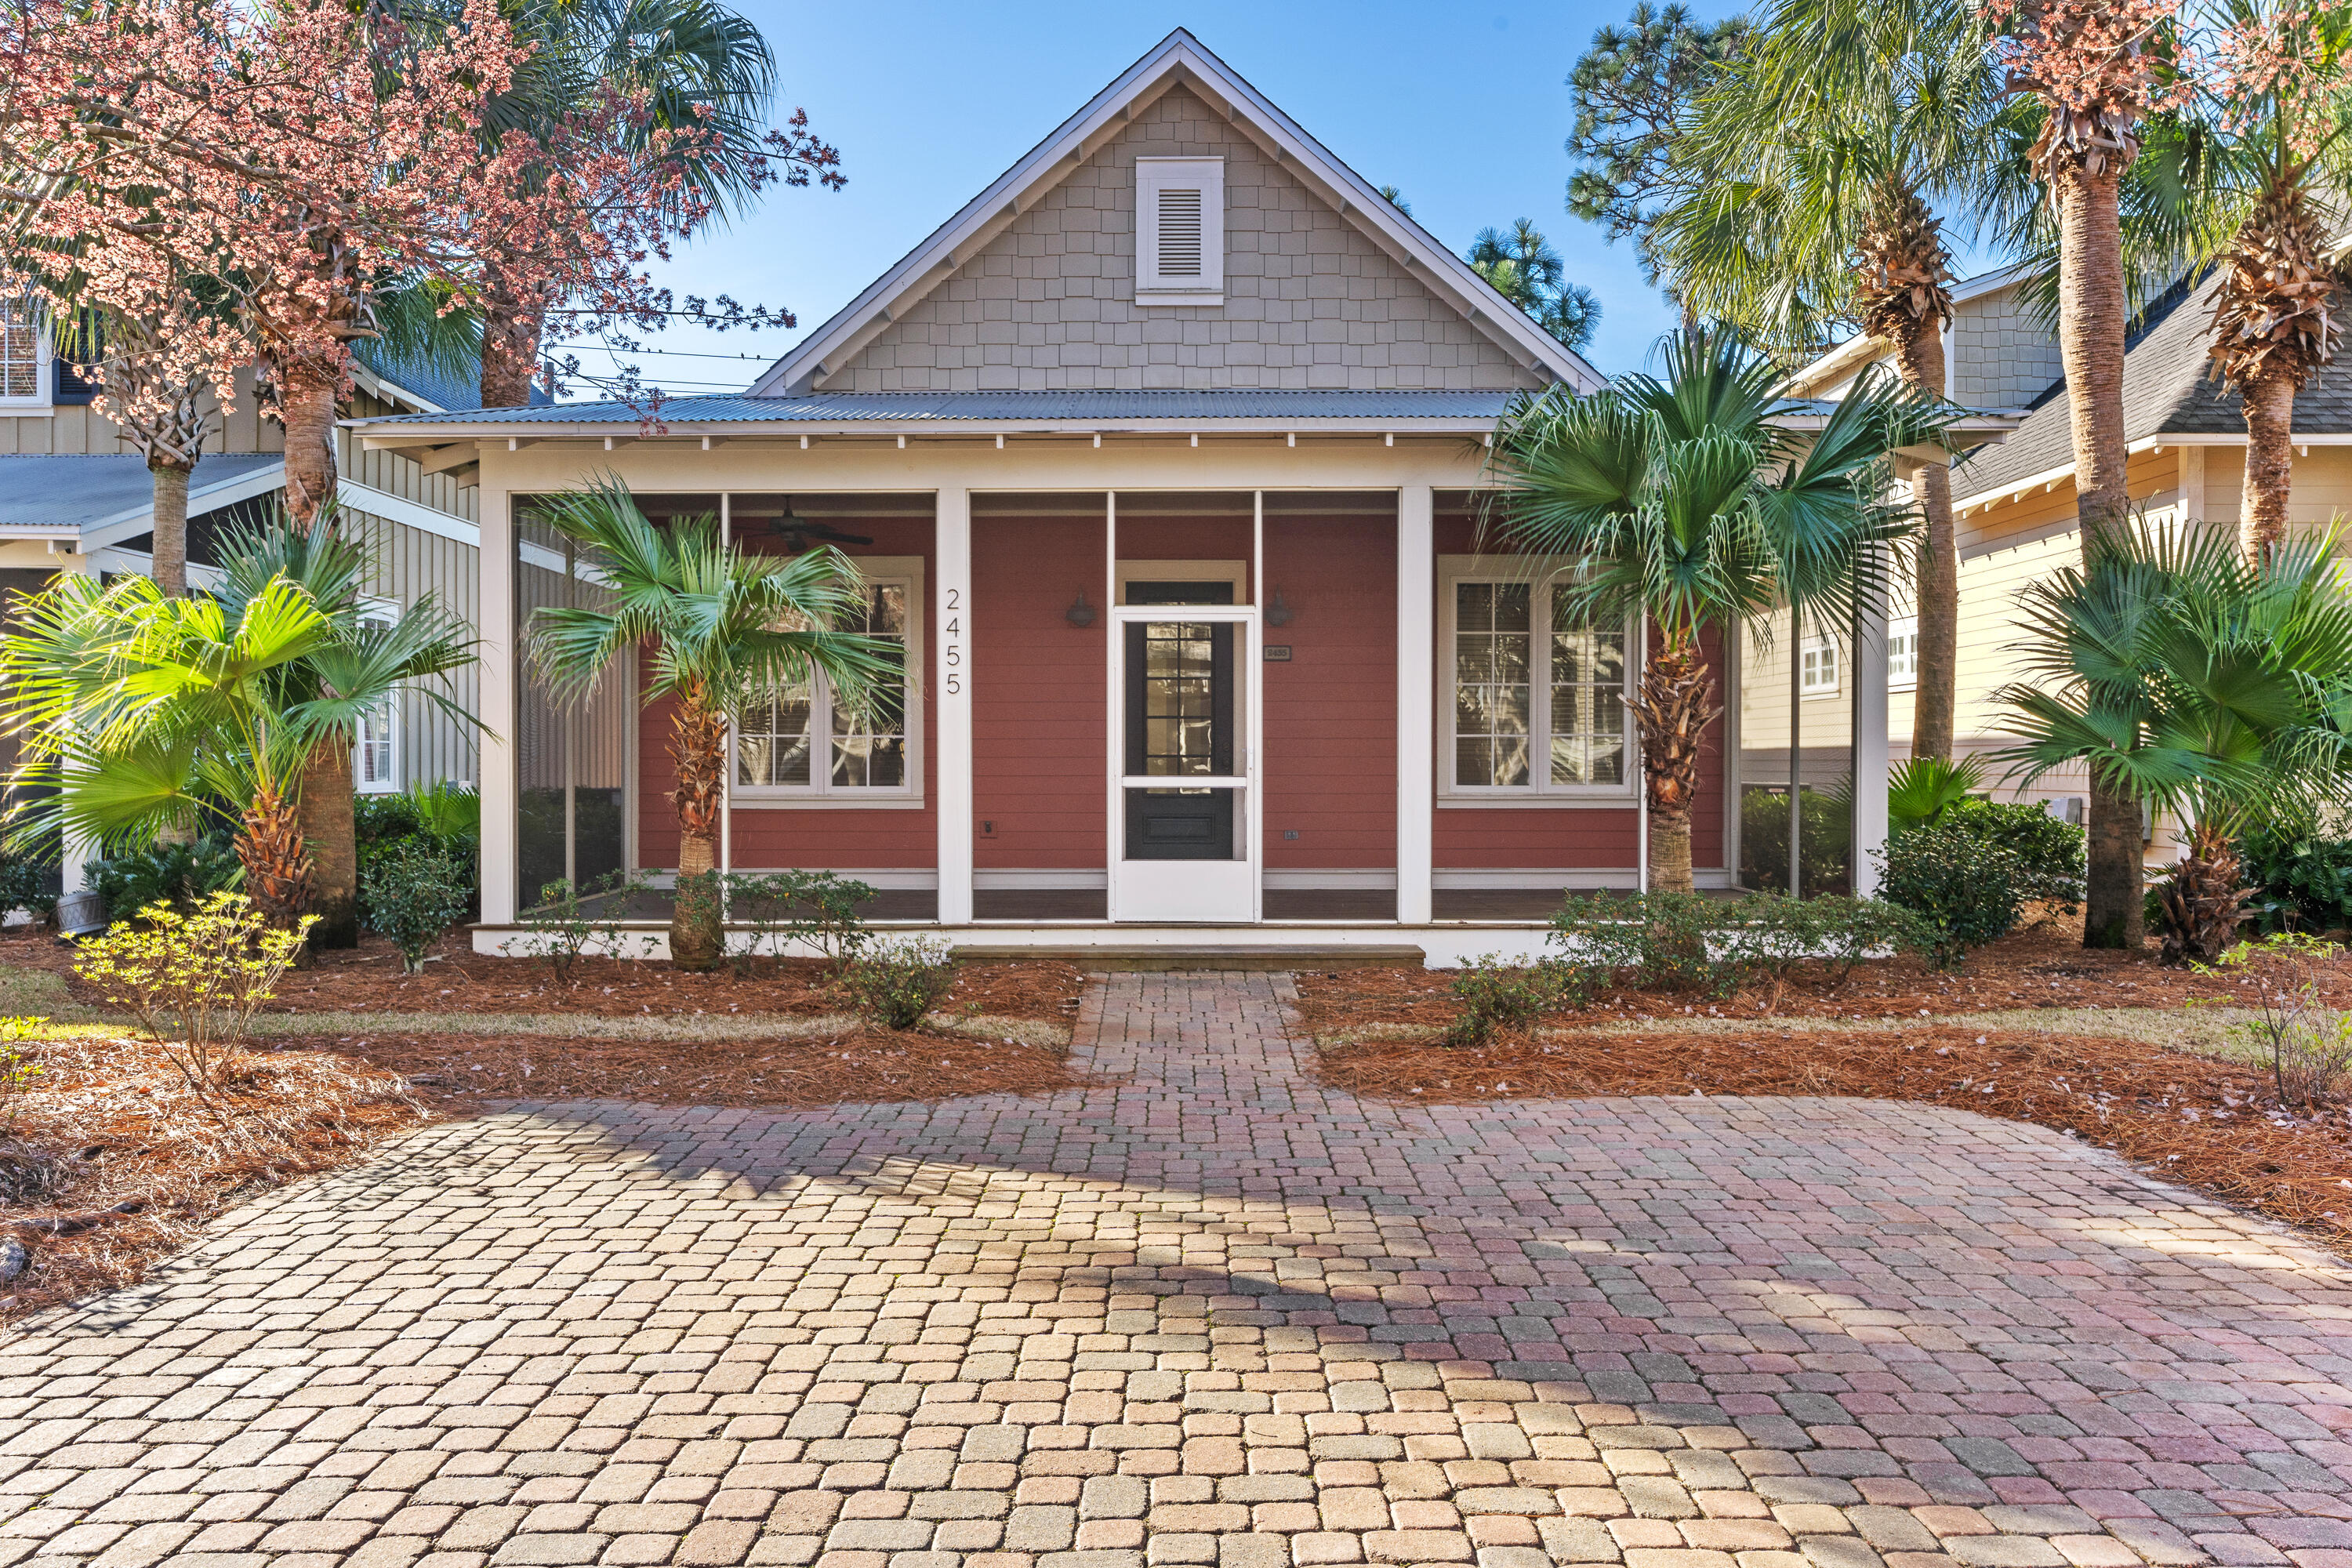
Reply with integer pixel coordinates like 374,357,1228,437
338,503,482,794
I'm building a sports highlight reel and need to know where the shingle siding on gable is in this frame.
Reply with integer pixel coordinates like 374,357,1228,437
822,86,1542,394
1947,284,2060,409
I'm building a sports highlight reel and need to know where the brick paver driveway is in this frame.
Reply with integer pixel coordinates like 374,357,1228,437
8,973,2352,1568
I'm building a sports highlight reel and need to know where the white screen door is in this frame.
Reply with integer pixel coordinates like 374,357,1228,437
1108,598,1260,923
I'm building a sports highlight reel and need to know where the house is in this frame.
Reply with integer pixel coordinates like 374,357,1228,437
0,325,510,894
1781,266,2352,837
349,30,2019,964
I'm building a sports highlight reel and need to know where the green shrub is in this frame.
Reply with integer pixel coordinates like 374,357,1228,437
1880,825,2027,969
1446,954,1582,1044
842,937,956,1029
2237,826,2352,934
88,837,241,924
723,869,879,977
1725,892,1931,998
357,784,480,928
499,871,653,984
73,893,314,1099
1937,797,2085,909
0,853,59,927
362,841,474,975
1550,890,1745,997
1739,786,1853,898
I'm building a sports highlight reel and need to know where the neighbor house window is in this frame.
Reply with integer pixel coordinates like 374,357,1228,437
0,296,47,406
354,597,398,793
1801,634,1840,696
1887,616,1918,689
734,565,924,803
1136,158,1225,304
1443,565,1632,799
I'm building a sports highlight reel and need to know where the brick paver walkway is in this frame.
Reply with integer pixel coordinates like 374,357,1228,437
7,973,2352,1568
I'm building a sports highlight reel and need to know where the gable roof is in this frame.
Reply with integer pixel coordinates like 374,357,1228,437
750,30,1602,400
1952,270,2352,503
1780,264,2036,398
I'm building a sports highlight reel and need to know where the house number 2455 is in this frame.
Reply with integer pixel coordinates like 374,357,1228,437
942,588,963,696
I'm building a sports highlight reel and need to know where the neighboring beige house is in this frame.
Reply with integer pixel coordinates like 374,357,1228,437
1779,267,2352,837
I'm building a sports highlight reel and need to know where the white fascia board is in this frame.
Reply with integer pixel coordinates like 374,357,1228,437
78,459,292,550
336,479,480,548
350,418,1513,442
1949,430,2286,511
349,359,445,415
748,30,1602,397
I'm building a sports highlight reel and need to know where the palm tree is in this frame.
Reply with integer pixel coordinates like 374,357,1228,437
1994,520,2352,963
1994,0,2190,950
50,307,212,598
525,479,896,970
216,512,480,949
469,0,797,407
2161,0,2350,556
1654,0,2004,762
1489,325,1951,891
0,572,332,926
0,517,478,937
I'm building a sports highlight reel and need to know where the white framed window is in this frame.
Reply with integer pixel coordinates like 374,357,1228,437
0,295,50,409
732,558,924,807
1801,633,1841,697
1886,616,1918,690
1136,157,1225,305
352,597,401,793
1439,559,1635,804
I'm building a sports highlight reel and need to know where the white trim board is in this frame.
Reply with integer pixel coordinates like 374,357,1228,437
78,460,292,550
337,480,481,547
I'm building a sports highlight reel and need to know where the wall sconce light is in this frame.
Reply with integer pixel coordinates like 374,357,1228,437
1065,590,1097,628
1266,589,1294,627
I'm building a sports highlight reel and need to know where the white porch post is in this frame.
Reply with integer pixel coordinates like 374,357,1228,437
478,469,518,925
51,548,97,909
1396,487,1434,924
935,487,974,925
1852,562,1891,899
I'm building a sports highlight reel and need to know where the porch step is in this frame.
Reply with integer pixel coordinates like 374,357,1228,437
949,943,1425,971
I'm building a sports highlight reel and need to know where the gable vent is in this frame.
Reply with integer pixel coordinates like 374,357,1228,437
1156,188,1203,276
1136,157,1224,305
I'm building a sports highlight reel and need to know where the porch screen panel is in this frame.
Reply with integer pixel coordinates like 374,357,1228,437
514,506,630,909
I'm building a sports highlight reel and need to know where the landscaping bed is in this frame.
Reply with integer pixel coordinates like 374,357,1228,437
0,1029,430,1322
1301,922,2352,1248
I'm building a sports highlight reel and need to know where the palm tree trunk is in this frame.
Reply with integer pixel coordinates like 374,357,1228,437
1632,626,1720,896
238,786,314,932
148,455,190,598
276,353,341,532
2240,373,2296,559
2053,161,2144,950
299,739,359,949
479,273,545,409
670,691,727,971
2156,815,2252,967
1889,318,1958,760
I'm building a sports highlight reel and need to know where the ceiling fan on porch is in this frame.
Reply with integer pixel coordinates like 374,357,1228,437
768,509,872,552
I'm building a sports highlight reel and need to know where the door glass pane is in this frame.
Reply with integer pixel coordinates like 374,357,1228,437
1139,620,1222,777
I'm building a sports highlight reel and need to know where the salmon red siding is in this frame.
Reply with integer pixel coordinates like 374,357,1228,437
1261,512,1396,869
973,514,1108,869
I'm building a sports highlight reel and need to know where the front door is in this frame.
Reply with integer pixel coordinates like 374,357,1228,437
1109,584,1258,923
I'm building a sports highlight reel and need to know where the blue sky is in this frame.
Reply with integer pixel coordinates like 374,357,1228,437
586,0,1989,399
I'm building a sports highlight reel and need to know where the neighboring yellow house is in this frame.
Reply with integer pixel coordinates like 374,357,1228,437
1781,267,2352,842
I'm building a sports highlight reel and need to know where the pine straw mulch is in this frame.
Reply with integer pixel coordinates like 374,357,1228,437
0,930,1091,1027
1316,1017,2352,1250
276,1026,1085,1112
1290,917,2352,1036
0,1032,431,1323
